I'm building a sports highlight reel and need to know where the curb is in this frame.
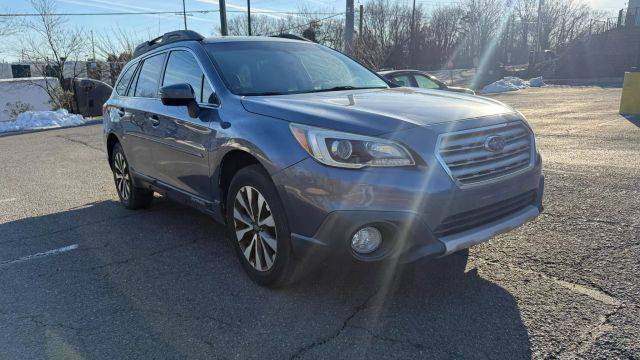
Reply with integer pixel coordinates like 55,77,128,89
0,119,103,138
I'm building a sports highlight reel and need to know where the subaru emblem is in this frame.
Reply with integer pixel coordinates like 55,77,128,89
484,135,506,152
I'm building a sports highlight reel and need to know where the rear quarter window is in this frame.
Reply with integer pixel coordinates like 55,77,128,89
115,64,136,95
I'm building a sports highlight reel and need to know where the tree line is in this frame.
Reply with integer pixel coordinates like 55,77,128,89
0,0,613,110
228,0,610,71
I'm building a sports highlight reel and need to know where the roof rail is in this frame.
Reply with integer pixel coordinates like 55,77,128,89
271,34,310,41
133,30,204,58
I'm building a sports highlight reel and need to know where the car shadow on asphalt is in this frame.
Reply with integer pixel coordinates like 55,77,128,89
0,198,532,359
623,115,640,127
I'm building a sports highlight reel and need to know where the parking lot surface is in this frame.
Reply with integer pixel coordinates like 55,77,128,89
0,86,638,359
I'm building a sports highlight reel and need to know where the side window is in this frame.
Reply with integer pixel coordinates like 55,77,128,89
414,74,441,89
391,74,413,87
115,64,136,95
163,50,211,103
126,65,140,97
133,53,166,98
201,75,214,103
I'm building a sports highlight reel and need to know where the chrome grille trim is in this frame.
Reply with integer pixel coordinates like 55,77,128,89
435,121,535,187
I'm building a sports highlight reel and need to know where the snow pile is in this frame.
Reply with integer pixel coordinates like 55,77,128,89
482,77,529,93
529,76,545,87
0,109,85,133
482,76,546,94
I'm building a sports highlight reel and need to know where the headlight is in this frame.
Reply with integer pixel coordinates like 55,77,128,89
290,123,414,168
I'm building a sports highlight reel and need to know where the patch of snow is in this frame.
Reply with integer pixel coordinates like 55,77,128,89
0,109,85,133
529,76,545,87
481,76,546,94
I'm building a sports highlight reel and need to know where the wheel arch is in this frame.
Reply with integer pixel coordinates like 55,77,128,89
106,132,121,169
216,149,265,219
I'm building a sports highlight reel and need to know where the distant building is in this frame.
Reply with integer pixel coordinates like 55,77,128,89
0,60,119,85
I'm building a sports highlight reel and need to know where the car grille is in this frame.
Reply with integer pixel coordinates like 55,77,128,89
433,190,537,237
437,122,534,185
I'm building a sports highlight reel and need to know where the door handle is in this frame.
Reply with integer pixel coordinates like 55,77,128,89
147,114,160,127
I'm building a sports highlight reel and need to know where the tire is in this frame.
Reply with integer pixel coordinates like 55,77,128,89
225,164,299,287
111,142,153,210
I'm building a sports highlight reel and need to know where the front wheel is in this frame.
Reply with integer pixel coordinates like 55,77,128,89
226,165,299,287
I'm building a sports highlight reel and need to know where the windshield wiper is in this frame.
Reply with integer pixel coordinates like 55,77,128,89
242,91,287,96
241,86,387,96
305,86,387,93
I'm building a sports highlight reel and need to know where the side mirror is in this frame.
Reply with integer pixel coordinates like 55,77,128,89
159,83,200,118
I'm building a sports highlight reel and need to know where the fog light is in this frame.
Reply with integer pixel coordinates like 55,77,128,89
351,226,382,254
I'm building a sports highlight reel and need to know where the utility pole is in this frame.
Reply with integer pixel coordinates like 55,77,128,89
247,0,252,35
358,4,363,39
182,0,188,30
91,30,96,60
536,0,544,55
410,0,416,68
344,0,354,55
219,0,228,36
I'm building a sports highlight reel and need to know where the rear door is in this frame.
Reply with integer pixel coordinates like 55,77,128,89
107,62,137,144
123,52,167,179
152,49,216,198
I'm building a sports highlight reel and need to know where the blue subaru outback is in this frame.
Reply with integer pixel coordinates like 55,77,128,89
103,30,544,287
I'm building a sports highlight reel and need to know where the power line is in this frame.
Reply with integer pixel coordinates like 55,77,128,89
0,10,342,17
0,10,217,17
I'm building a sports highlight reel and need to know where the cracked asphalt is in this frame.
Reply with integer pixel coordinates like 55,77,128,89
0,86,638,359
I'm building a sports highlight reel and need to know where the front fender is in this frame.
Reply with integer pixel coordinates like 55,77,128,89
209,110,309,201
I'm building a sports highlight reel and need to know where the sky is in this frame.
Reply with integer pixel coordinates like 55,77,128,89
0,0,629,61
3,0,628,36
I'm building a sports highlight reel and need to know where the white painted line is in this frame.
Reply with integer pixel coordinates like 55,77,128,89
0,198,17,204
0,244,79,268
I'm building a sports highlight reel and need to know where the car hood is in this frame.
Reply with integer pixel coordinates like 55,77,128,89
240,87,514,136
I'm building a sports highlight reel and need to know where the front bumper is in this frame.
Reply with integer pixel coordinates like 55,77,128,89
272,116,544,264
289,180,543,264
274,155,543,264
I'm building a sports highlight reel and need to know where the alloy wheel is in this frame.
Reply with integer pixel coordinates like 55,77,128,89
113,152,131,201
233,186,278,272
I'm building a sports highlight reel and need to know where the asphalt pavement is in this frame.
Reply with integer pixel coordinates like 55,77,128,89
0,86,638,359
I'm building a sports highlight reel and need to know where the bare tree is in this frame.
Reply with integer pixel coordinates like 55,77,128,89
354,0,414,69
96,27,149,84
420,5,466,68
0,13,15,37
96,27,148,62
227,14,282,36
0,9,17,60
19,0,88,111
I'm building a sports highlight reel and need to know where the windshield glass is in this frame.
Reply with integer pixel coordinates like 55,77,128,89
206,41,388,96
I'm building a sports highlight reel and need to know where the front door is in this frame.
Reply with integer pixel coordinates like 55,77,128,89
152,49,218,199
152,106,215,198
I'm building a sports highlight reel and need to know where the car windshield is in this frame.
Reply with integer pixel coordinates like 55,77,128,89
206,41,389,96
